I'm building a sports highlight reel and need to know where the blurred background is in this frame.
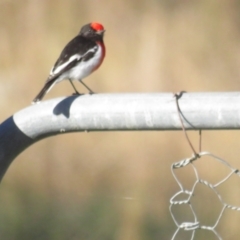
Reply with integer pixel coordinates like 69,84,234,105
1,0,240,239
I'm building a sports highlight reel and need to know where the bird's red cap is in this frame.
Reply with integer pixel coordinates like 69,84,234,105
91,22,104,31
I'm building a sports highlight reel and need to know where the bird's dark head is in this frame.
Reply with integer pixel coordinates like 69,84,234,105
80,22,105,41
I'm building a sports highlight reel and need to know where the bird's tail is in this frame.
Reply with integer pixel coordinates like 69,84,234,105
32,79,56,104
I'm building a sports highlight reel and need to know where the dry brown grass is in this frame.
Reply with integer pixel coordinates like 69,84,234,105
1,1,240,239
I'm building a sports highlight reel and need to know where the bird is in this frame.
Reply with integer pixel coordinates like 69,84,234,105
32,22,106,103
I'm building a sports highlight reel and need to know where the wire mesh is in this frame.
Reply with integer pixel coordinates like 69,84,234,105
170,152,240,239
169,92,240,240
170,93,240,239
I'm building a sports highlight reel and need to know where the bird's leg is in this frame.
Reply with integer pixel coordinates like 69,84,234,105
68,79,80,95
79,79,95,94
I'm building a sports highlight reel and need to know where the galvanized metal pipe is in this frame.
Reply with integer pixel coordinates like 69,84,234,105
1,92,240,181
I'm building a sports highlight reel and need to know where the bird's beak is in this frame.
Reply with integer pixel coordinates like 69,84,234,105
97,29,105,35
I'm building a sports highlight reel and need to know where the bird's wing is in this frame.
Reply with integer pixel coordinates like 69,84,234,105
46,35,98,83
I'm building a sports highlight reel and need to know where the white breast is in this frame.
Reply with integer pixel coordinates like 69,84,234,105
56,45,102,82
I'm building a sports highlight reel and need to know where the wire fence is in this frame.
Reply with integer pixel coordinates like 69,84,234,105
170,152,240,240
170,93,240,240
1,93,240,239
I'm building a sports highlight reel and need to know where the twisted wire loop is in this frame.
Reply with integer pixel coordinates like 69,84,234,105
170,152,240,240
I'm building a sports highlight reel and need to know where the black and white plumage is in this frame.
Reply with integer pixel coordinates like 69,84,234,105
32,22,105,103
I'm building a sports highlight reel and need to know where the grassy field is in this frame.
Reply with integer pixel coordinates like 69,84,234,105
1,1,240,239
